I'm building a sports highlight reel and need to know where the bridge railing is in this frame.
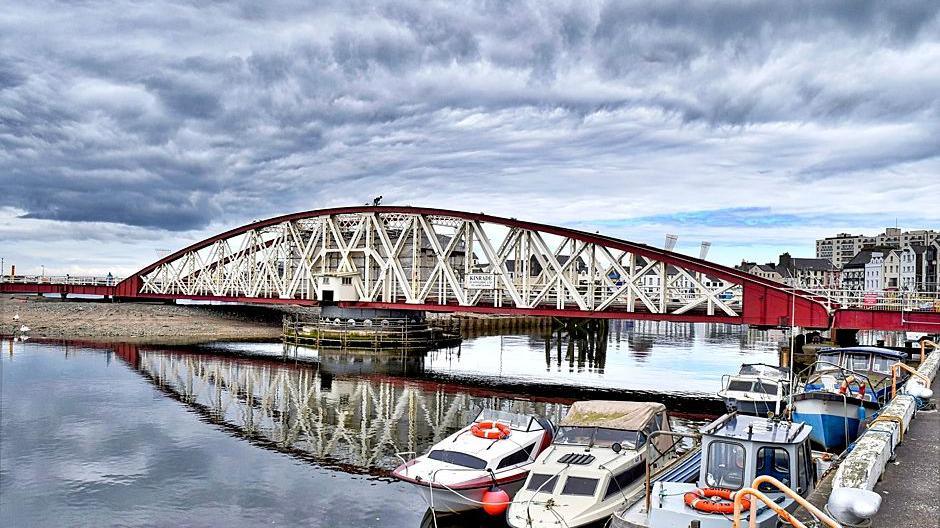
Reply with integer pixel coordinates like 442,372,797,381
791,288,940,312
0,275,122,286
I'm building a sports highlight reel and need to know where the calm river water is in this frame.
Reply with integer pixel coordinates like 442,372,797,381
1,322,784,527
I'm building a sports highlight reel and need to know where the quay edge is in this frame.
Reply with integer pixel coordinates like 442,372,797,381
820,347,940,525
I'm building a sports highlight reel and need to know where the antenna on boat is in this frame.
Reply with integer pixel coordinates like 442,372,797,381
787,290,796,417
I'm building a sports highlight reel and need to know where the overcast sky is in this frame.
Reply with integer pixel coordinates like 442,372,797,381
2,0,938,276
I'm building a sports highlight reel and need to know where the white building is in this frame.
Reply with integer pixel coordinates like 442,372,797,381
898,247,918,291
865,252,884,291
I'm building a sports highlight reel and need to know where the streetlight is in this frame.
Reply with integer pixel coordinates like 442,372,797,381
41,264,45,278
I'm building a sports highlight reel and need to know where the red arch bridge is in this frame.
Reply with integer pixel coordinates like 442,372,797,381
3,206,939,332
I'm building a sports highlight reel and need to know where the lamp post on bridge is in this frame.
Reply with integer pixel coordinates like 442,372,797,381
41,264,45,279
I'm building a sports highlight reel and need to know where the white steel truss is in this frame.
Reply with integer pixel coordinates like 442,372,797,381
139,211,743,317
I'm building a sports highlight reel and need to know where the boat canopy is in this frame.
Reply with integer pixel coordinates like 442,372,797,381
818,346,905,360
560,401,665,430
739,363,789,379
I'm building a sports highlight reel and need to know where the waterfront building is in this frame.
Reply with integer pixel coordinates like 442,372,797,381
865,252,885,291
816,227,940,267
737,253,839,290
735,261,787,283
840,250,874,291
883,249,902,290
777,253,840,289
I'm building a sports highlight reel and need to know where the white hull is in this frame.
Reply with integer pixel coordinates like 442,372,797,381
417,477,526,513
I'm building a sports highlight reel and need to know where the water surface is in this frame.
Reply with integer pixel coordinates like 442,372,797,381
1,323,783,527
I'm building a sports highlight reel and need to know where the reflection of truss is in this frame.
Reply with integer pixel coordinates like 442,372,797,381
138,209,744,318
136,350,567,474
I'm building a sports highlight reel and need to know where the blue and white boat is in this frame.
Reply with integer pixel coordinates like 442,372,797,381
791,347,907,451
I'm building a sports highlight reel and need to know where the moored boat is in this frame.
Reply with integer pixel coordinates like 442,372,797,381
506,401,678,528
717,363,790,416
391,408,555,514
791,346,907,451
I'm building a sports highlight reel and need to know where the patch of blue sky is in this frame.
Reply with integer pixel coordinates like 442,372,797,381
571,208,935,230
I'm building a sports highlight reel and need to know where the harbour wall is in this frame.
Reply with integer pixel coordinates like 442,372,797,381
825,344,940,522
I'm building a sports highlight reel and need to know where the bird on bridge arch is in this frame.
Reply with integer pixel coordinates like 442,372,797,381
372,195,383,206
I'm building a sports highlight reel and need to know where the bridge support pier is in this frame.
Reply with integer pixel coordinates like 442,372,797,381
834,328,860,347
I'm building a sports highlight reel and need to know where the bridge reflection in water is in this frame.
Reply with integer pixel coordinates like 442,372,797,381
119,344,569,476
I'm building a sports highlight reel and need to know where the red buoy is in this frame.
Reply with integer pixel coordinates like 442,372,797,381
481,486,510,516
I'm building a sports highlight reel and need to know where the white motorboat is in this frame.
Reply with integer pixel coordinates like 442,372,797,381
506,401,678,528
391,408,555,514
717,363,790,416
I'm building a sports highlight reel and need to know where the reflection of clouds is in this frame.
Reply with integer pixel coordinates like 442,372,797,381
55,452,151,486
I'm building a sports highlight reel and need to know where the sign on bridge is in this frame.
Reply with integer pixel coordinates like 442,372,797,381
465,273,494,290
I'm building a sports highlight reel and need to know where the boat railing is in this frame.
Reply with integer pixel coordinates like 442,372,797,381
732,475,842,528
919,339,938,364
889,362,931,399
796,361,881,402
643,430,701,513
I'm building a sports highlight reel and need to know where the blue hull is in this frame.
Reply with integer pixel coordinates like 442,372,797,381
790,411,860,451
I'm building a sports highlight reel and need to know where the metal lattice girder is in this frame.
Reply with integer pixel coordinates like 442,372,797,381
135,207,754,319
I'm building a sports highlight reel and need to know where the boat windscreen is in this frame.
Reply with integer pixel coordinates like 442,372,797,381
555,426,640,448
727,380,753,392
871,356,893,374
427,450,487,470
815,352,841,372
594,428,641,449
846,354,871,372
755,382,779,395
475,409,535,431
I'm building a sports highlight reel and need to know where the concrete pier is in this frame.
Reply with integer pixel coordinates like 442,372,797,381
794,347,940,526
870,372,939,527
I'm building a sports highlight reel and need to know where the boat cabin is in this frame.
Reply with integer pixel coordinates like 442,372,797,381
813,346,906,378
718,363,791,416
698,414,814,494
634,414,816,528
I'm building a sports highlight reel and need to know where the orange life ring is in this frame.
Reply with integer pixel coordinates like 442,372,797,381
683,488,750,514
471,421,511,440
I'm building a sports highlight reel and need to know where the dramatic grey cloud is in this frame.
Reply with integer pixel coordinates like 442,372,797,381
1,0,938,274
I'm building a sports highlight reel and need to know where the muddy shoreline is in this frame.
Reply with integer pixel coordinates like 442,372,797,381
0,295,309,344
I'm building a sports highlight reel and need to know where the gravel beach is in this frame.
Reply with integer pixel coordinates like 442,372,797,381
0,295,300,343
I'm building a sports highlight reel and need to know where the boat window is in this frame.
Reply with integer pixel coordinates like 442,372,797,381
846,354,871,372
561,476,598,496
594,428,641,449
756,383,779,395
755,447,790,490
497,443,535,469
556,426,640,448
871,356,893,374
427,450,487,470
555,426,595,445
816,353,840,372
705,441,746,490
727,380,753,392
476,409,534,431
797,443,809,493
526,473,558,493
604,462,645,499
